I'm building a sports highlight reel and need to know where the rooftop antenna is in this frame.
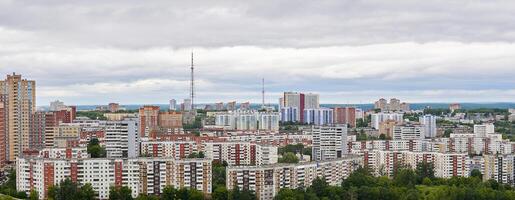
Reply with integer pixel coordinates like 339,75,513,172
190,52,194,110
261,78,265,109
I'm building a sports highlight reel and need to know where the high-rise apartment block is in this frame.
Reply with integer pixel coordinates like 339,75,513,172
169,99,177,111
105,119,139,158
139,106,160,137
371,113,404,129
393,124,424,140
374,98,410,111
419,114,437,138
108,103,120,112
0,73,36,162
279,92,319,123
333,107,356,127
311,126,347,161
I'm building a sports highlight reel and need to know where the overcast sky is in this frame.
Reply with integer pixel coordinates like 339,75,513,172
1,0,514,105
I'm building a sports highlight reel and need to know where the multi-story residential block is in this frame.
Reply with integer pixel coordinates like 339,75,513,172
474,123,495,137
214,111,279,131
419,115,437,138
0,100,5,167
374,98,409,112
226,156,361,200
311,126,347,161
333,107,356,127
203,142,278,166
280,107,299,122
105,119,139,158
104,113,137,121
371,113,404,129
139,106,160,137
393,124,424,140
240,102,251,110
44,124,81,148
17,155,211,199
140,141,199,159
226,101,236,111
303,108,333,125
482,154,514,185
449,103,461,112
108,103,120,112
49,100,65,111
158,111,183,129
0,73,36,162
378,120,398,139
169,99,177,111
280,92,319,123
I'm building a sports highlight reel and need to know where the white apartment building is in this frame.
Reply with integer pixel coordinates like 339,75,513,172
303,108,333,125
393,124,424,140
474,124,495,137
214,111,280,131
140,141,199,159
105,119,139,158
371,113,404,129
311,126,347,161
203,142,278,166
17,156,212,200
419,114,437,138
226,156,361,200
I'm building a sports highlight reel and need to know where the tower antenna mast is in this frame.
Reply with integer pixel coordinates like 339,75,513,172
190,52,194,110
261,78,265,109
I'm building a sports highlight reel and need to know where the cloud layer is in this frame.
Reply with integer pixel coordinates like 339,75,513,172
0,0,514,105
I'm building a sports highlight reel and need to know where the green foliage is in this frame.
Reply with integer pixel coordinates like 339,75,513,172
443,129,453,137
0,169,27,199
278,152,299,163
109,186,133,200
187,151,205,158
77,111,108,120
424,108,451,116
229,187,256,200
47,179,97,200
29,189,39,200
471,169,482,178
275,164,515,200
212,161,228,189
87,138,106,158
356,115,371,128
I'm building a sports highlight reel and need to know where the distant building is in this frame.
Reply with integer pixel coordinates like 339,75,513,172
393,124,424,140
49,100,66,111
139,106,160,137
378,119,398,139
169,99,177,111
280,107,299,122
226,101,236,111
419,114,437,138
182,99,192,111
311,125,347,161
214,111,279,131
474,124,495,137
371,113,404,129
239,102,250,110
449,103,461,112
108,103,120,112
215,102,224,110
374,98,410,111
304,108,333,125
333,107,356,127
355,108,364,119
280,92,320,123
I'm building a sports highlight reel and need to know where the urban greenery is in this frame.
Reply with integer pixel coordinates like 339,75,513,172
76,111,108,120
274,164,515,200
278,152,299,163
87,138,106,158
47,179,96,200
0,169,27,199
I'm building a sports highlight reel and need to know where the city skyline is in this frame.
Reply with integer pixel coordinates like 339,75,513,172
1,1,515,105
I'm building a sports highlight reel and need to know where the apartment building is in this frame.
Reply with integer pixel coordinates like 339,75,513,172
105,119,139,158
311,126,347,161
203,142,278,166
17,155,212,199
226,156,361,200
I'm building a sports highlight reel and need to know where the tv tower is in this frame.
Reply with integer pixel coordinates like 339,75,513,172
190,52,194,110
261,78,265,109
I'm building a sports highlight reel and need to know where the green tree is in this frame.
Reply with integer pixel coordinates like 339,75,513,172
394,168,417,188
81,183,96,200
87,138,106,158
161,186,177,200
415,162,435,184
29,189,39,200
470,169,482,179
109,186,133,200
278,152,299,163
212,186,229,200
